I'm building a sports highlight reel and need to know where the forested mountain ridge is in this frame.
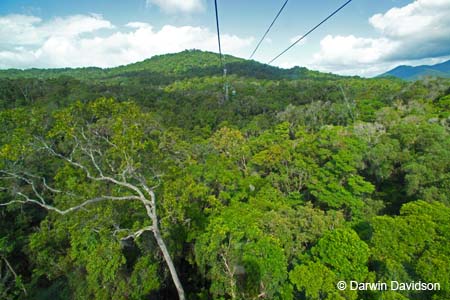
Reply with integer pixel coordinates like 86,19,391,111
0,50,339,81
380,59,450,81
1,50,450,300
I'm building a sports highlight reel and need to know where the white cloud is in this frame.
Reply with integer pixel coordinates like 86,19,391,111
126,22,151,29
146,0,204,13
0,14,42,46
369,0,450,39
0,14,253,69
0,14,113,47
311,0,450,76
39,14,114,37
312,35,398,68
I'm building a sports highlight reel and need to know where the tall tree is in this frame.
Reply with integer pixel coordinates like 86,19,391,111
0,98,186,299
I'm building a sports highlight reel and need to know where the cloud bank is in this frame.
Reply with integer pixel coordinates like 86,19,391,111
0,14,253,69
311,0,450,76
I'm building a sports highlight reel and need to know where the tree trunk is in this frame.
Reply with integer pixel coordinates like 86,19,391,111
152,225,186,300
144,191,185,300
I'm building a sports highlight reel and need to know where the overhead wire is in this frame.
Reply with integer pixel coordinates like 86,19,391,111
268,0,353,65
214,0,225,71
249,0,289,59
213,0,229,101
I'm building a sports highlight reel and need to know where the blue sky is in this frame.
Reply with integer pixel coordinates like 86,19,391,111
0,0,449,76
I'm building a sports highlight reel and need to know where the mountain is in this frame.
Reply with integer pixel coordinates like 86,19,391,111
2,49,408,126
380,60,450,81
0,50,340,82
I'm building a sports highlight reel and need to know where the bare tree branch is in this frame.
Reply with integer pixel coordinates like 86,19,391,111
0,192,141,215
21,172,64,194
35,137,147,200
0,171,47,204
119,226,154,241
1,255,27,296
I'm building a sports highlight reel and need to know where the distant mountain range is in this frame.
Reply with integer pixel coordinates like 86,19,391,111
380,60,450,81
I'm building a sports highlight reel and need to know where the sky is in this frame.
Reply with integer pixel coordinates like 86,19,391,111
0,0,449,77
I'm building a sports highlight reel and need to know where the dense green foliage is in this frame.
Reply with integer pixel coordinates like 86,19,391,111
1,50,450,299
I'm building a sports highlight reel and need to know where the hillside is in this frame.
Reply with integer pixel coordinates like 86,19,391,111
0,50,411,128
0,50,340,82
380,59,450,80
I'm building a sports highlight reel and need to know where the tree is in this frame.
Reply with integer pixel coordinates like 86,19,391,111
290,261,342,300
311,228,370,282
370,201,450,299
290,228,370,300
0,98,186,299
195,203,290,300
0,244,27,299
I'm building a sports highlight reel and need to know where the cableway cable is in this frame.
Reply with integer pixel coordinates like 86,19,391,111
249,0,289,59
268,0,353,65
214,0,225,71
213,0,229,101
